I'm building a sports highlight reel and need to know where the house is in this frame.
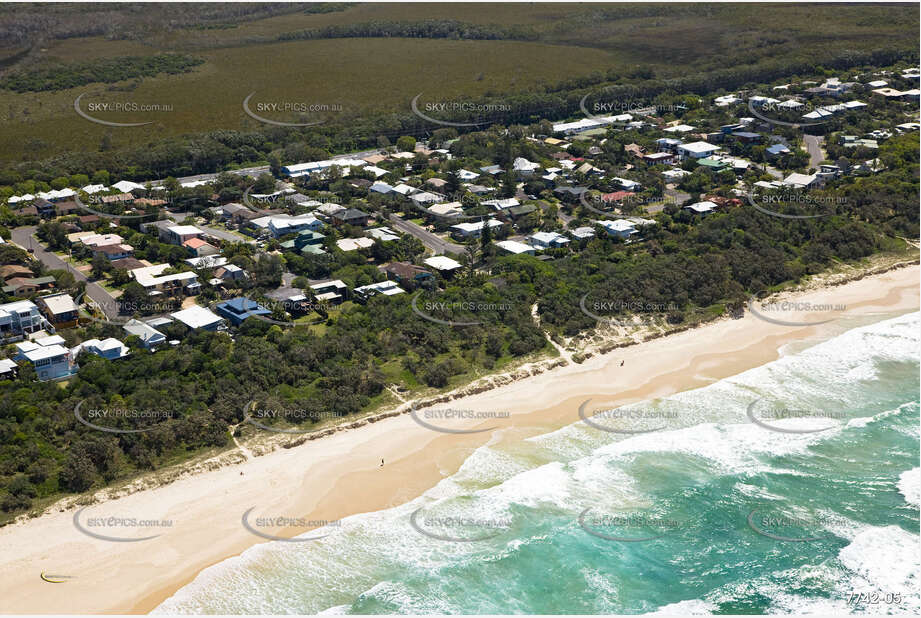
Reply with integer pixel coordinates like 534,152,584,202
457,169,480,181
428,202,465,217
677,141,720,160
123,318,166,350
512,157,540,175
214,297,272,326
186,255,228,270
162,225,204,246
782,173,819,189
0,265,34,282
642,152,676,165
426,178,449,190
528,231,570,250
601,191,636,207
569,227,596,240
72,338,130,360
331,208,370,227
310,280,348,304
183,237,219,257
410,191,446,207
449,219,503,239
111,180,145,193
664,123,695,133
613,177,642,192
656,137,683,152
495,240,536,255
506,203,538,220
370,181,395,194
37,293,79,328
0,358,18,379
553,186,589,201
381,262,434,285
483,197,519,211
766,143,791,157
2,276,56,297
212,264,247,284
695,158,731,172
0,300,50,340
366,227,400,242
731,131,762,143
684,201,719,215
353,280,405,302
595,219,643,239
92,243,135,261
131,264,201,297
14,337,74,381
170,305,226,331
281,158,368,178
279,230,327,255
99,192,135,206
250,214,323,238
336,237,374,252
424,255,463,273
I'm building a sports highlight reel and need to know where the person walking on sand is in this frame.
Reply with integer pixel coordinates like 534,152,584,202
620,360,624,366
381,458,384,467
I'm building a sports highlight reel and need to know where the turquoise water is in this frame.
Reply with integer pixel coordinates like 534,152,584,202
155,312,920,615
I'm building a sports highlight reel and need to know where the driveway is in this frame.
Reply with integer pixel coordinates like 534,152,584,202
10,226,120,320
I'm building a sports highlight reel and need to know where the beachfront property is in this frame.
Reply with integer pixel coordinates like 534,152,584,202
14,336,74,380
0,300,52,341
72,338,130,360
381,262,434,286
123,318,166,350
170,305,226,331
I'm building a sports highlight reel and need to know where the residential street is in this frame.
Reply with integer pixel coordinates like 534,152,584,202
803,134,827,170
388,213,466,255
10,226,121,320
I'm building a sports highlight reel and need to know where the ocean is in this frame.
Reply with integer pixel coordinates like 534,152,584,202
154,312,920,615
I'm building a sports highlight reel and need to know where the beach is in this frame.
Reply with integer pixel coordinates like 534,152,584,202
1,264,917,614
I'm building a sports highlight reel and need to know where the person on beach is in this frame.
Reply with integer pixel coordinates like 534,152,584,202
620,360,624,366
381,458,384,467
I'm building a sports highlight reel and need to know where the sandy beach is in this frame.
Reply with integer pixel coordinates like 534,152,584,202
0,264,917,615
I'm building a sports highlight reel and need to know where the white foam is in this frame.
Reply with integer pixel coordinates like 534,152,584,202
649,599,717,614
898,467,921,507
838,525,921,612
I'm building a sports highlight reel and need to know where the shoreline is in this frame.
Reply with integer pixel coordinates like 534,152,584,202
0,263,917,614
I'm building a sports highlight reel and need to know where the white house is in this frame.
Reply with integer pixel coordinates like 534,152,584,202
354,280,404,301
14,337,74,380
782,173,819,189
495,240,535,255
424,256,463,272
684,201,719,215
123,319,166,350
449,219,503,239
527,231,570,250
170,306,226,331
512,157,540,175
72,338,130,360
482,197,519,211
677,141,720,160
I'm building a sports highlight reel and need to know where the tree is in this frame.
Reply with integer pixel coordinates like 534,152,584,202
396,136,417,153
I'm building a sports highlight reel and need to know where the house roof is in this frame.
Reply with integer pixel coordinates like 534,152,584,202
424,256,462,271
171,305,224,329
39,294,77,315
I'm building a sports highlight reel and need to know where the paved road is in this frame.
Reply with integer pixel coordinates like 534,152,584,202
803,134,826,170
388,214,466,255
10,226,120,320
